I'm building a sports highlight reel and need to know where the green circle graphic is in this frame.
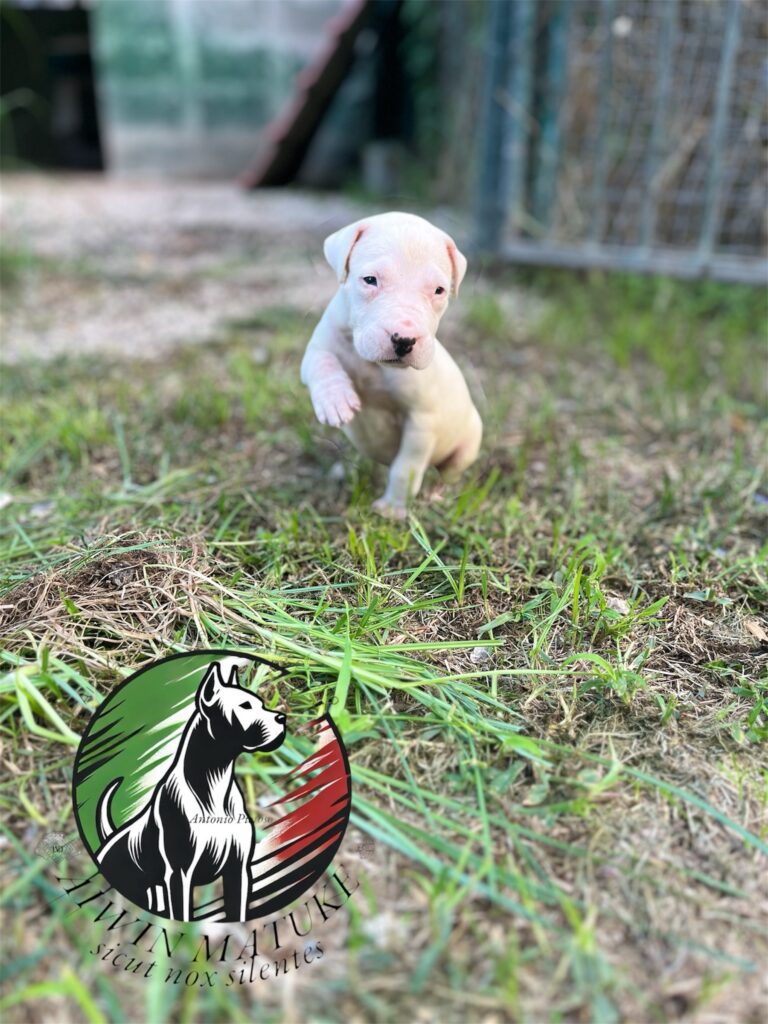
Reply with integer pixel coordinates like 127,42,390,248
72,650,351,923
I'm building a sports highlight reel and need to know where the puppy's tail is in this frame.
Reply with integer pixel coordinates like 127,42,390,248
96,778,122,846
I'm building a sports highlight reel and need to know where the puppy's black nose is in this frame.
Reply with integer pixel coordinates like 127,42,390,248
275,713,286,723
391,334,416,358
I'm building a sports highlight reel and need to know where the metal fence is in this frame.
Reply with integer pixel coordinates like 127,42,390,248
474,0,767,284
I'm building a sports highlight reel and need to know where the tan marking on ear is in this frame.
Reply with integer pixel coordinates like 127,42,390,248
445,239,468,297
343,227,366,282
324,220,369,283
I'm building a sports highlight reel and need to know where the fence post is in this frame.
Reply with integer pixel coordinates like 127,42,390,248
473,0,513,253
503,0,536,237
590,0,614,244
641,0,677,251
531,0,572,234
698,0,742,268
474,0,536,252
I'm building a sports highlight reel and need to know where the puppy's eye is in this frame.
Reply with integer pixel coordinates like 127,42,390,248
239,701,251,709
362,276,377,286
435,286,446,295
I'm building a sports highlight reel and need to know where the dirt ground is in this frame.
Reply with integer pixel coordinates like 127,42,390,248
0,175,372,362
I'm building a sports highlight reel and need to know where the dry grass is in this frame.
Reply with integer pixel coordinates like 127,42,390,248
1,239,766,1023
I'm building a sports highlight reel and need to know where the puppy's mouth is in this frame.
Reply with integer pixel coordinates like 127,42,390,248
376,357,409,367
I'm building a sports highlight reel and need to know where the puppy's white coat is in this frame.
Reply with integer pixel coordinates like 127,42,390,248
301,211,482,516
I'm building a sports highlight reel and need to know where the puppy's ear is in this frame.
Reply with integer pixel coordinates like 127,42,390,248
445,237,467,296
223,664,240,688
323,220,367,283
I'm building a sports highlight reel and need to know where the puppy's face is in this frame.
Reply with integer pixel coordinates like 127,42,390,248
324,213,467,371
197,663,287,753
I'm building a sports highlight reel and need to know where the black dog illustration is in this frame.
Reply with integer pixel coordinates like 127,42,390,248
95,661,286,921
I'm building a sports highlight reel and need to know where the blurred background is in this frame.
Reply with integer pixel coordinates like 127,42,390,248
2,0,766,280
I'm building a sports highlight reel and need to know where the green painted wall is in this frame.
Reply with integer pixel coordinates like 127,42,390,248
91,0,342,176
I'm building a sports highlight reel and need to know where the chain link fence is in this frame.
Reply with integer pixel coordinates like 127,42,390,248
473,0,767,283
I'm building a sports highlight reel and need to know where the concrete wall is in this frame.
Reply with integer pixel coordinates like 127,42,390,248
92,0,344,177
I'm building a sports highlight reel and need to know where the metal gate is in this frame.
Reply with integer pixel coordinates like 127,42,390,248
474,0,767,284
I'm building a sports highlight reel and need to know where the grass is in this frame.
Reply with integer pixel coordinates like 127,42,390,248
1,264,766,1023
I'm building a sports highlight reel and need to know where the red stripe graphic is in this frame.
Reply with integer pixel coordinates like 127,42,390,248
247,715,350,912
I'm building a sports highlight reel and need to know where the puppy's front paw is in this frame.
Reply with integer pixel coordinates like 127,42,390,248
372,497,408,520
312,385,361,428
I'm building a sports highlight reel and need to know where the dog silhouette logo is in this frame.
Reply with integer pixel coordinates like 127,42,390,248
73,651,351,923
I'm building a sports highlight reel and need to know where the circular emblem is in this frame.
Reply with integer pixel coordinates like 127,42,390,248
72,651,351,923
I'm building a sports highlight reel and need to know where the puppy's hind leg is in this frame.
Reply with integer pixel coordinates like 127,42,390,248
437,409,483,483
373,417,433,518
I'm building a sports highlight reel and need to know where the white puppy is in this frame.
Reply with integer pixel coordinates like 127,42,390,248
301,211,482,517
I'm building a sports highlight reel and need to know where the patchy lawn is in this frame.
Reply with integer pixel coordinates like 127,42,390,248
1,187,766,1023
